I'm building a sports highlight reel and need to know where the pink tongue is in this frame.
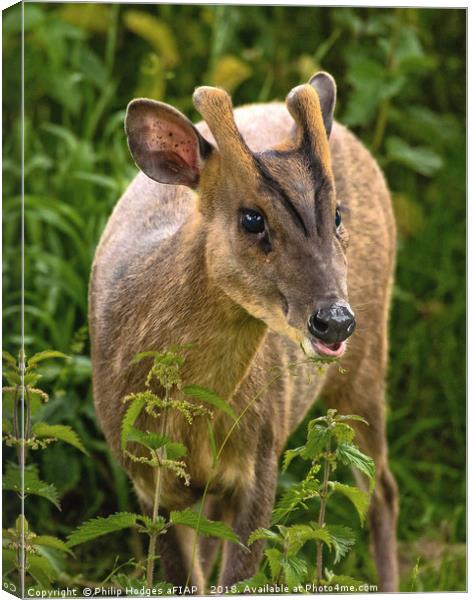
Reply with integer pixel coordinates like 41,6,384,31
313,339,345,357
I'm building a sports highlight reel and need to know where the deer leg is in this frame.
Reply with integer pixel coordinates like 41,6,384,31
218,430,278,586
351,421,399,592
199,496,224,583
324,362,399,592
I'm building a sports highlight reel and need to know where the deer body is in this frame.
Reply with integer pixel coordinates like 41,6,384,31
90,77,398,591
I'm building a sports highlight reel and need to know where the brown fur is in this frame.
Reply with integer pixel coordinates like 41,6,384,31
89,74,398,592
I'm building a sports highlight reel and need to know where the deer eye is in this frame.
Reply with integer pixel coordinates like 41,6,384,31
335,206,342,229
241,209,265,234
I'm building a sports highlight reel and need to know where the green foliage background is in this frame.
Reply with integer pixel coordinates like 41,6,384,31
2,3,466,592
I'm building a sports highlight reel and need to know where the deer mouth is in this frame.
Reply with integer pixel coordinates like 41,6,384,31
310,338,347,359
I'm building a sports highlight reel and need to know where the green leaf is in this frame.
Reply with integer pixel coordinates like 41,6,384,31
2,548,17,576
248,528,281,546
130,350,161,363
336,414,369,426
166,441,187,460
265,547,283,581
32,423,88,455
331,482,370,525
386,136,443,176
285,523,332,555
183,385,237,421
282,554,308,589
3,463,60,509
2,351,18,368
271,479,320,524
27,350,69,368
331,422,355,444
3,370,21,386
137,515,168,536
121,395,146,449
170,509,243,546
326,525,356,564
67,512,139,547
207,420,217,467
125,427,170,451
282,446,304,471
301,425,330,460
27,555,56,588
2,417,12,434
336,443,375,490
34,535,74,556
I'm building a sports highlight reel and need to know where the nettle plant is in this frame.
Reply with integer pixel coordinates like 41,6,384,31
67,348,243,591
67,348,375,594
238,410,375,592
2,350,87,590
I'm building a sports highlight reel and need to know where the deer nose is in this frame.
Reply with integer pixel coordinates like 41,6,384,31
308,303,356,344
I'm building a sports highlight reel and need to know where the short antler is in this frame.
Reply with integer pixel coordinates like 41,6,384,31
192,86,257,178
286,83,332,170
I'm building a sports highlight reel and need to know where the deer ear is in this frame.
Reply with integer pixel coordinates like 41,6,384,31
308,72,337,137
125,99,213,188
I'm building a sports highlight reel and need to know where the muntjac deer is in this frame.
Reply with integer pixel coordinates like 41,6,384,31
89,72,398,592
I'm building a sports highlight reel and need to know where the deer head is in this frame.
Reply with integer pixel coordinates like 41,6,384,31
125,72,355,359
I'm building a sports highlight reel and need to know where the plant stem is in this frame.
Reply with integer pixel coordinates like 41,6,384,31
316,438,331,583
146,391,170,587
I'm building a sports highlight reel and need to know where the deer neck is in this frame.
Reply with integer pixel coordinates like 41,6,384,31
147,213,267,401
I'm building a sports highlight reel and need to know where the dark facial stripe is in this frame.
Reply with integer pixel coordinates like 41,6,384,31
252,155,309,237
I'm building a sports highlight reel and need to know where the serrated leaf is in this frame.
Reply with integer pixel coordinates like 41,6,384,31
336,414,369,426
285,523,332,555
282,554,308,589
331,482,370,525
3,371,21,386
331,422,355,444
271,479,320,525
34,535,74,556
248,528,281,546
166,442,187,460
27,350,68,368
121,395,146,449
265,547,283,581
125,427,170,451
137,514,167,536
24,372,41,386
336,444,375,490
3,463,60,509
27,555,56,587
32,423,88,455
170,509,242,546
67,512,139,547
2,351,18,368
301,425,330,460
282,446,304,471
326,525,356,564
183,385,237,421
